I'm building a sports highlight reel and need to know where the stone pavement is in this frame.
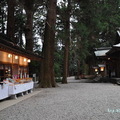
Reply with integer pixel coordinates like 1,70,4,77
0,77,120,120
0,88,42,111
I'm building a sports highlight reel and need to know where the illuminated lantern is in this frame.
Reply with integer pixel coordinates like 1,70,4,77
100,67,104,71
27,59,31,63
95,68,98,72
8,54,12,58
15,56,18,59
24,58,27,62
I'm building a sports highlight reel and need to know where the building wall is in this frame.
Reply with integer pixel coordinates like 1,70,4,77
0,50,30,80
0,51,12,63
0,50,28,66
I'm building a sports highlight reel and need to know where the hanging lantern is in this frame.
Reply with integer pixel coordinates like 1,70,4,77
27,59,31,63
8,54,12,58
100,67,104,71
95,68,98,72
15,56,18,59
24,58,27,62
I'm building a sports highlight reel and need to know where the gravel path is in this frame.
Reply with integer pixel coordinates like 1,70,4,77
1,77,120,120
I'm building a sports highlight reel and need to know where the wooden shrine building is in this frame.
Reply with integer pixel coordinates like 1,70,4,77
0,34,42,81
0,34,42,100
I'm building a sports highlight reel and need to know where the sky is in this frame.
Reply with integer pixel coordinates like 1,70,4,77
57,0,63,3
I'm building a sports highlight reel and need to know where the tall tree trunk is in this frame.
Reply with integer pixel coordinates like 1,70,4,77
25,10,33,51
18,9,24,47
23,0,34,52
7,0,15,41
1,5,5,34
76,60,81,79
39,0,57,88
62,0,71,84
17,0,33,50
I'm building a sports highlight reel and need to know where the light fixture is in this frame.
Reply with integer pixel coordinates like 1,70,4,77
95,68,98,72
108,58,110,60
24,58,27,62
27,59,31,63
15,56,18,59
100,67,104,71
8,54,12,58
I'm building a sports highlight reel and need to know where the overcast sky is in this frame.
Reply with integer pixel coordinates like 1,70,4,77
57,0,64,4
57,0,63,3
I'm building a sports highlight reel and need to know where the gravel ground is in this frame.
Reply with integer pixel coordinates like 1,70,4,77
1,77,120,120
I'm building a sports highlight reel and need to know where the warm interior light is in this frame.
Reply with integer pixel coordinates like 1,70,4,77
8,54,12,58
95,68,98,72
15,56,18,59
24,58,27,62
100,67,104,71
27,59,31,63
108,58,110,60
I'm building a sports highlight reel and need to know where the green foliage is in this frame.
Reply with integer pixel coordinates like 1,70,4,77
29,61,40,76
54,62,62,80
1,0,120,77
69,0,120,75
54,48,63,77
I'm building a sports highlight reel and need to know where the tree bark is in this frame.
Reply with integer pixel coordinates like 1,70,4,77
7,0,15,41
39,0,57,88
1,6,5,34
62,0,71,84
25,10,33,51
23,0,34,51
16,0,33,51
76,60,81,79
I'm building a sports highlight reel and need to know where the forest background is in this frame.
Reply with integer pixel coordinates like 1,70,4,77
0,0,120,87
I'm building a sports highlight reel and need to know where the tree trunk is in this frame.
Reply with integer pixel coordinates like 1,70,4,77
7,0,15,41
25,10,33,51
19,28,23,47
17,0,33,50
62,0,71,84
39,0,57,88
1,6,5,34
76,60,81,79
25,9,33,51
18,9,24,47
